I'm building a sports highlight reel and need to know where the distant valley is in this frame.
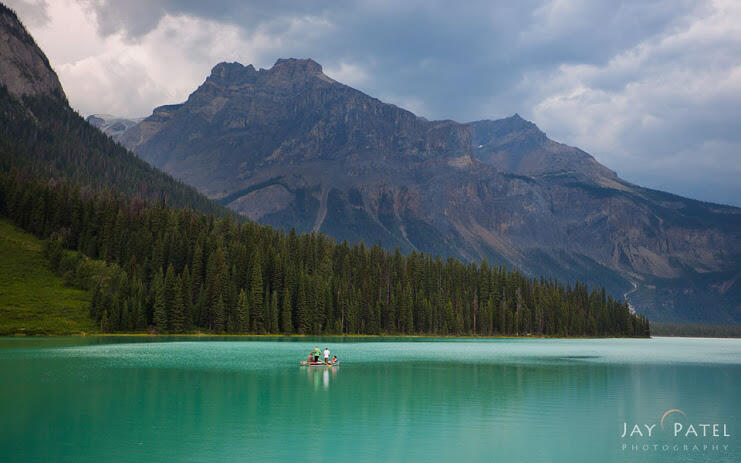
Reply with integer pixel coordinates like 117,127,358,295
86,114,143,141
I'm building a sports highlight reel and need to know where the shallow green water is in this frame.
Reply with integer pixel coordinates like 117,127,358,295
0,337,738,462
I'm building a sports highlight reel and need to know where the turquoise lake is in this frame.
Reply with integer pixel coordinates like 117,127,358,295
0,337,738,462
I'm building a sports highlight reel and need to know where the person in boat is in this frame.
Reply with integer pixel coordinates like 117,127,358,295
323,347,330,364
311,346,321,363
331,355,338,365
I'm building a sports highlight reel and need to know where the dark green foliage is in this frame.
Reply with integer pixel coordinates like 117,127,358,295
0,218,95,335
296,275,310,334
170,275,185,333
213,295,226,333
152,271,167,333
270,290,279,333
236,289,249,333
250,251,264,332
0,172,649,337
281,287,293,333
180,266,193,330
0,86,226,215
0,76,650,337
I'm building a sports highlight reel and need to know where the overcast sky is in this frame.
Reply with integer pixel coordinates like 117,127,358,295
7,0,741,206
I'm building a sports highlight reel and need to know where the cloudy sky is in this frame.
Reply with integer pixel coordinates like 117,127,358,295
7,0,741,206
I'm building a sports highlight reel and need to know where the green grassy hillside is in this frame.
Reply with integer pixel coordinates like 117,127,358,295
0,218,95,335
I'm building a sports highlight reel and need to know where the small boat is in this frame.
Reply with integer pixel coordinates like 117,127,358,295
300,360,340,366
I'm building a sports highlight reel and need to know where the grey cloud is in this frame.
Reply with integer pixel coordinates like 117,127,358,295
5,0,51,27
6,0,740,206
85,0,336,38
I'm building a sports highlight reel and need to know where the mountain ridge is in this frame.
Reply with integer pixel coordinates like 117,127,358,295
0,3,65,100
0,3,226,215
115,58,741,324
0,2,651,339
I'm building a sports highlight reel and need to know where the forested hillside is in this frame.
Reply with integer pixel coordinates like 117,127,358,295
0,4,648,337
0,86,225,215
121,58,740,324
0,172,650,337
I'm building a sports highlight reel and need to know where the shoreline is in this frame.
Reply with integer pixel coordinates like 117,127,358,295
2,332,651,339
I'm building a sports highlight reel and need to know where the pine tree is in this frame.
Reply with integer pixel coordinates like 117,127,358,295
296,276,310,334
236,289,249,333
204,245,227,329
135,302,147,330
270,290,279,333
164,263,177,327
101,310,110,332
195,283,207,329
280,287,293,333
213,295,226,333
0,170,649,338
263,289,271,334
152,271,167,333
250,251,264,332
181,265,193,330
399,283,414,334
191,242,204,303
170,276,185,333
500,298,507,335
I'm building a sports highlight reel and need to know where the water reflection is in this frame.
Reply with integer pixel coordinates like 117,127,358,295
0,337,738,463
302,364,339,390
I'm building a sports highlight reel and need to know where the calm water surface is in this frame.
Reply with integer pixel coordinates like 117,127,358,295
0,336,738,462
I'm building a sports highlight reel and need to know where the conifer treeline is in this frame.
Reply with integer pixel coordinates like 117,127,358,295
0,88,226,215
0,173,650,337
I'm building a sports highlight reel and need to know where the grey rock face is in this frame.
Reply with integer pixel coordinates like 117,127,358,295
0,4,65,100
122,58,741,324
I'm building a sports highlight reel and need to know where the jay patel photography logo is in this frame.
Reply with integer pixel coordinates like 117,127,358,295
620,409,732,454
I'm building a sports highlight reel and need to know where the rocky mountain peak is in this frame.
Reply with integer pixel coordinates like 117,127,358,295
467,114,618,180
469,114,545,140
206,62,257,85
115,54,738,323
0,4,65,100
272,58,324,75
200,58,335,93
266,58,336,86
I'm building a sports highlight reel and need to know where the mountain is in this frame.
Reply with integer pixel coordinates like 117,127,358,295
468,116,617,181
120,58,740,324
0,3,649,339
0,4,64,100
0,4,225,215
86,114,143,141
